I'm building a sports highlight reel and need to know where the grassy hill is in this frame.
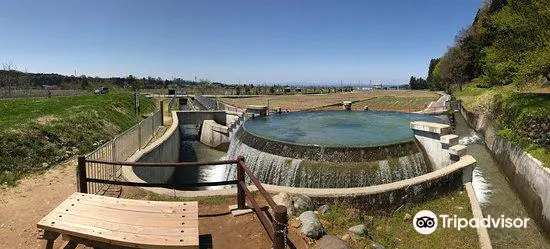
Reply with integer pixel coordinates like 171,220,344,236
0,92,155,186
455,84,550,167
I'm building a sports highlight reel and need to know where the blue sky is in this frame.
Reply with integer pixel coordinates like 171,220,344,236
0,0,482,85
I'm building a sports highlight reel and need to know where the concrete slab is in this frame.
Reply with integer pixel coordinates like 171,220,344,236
229,204,254,216
410,121,451,135
449,144,468,156
441,134,459,146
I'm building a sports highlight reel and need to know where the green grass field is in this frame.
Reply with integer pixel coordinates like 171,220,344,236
0,92,155,186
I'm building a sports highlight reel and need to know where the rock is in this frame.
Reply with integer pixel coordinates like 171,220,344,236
41,162,49,168
292,194,312,211
348,224,366,235
370,241,386,249
272,192,294,216
341,234,351,241
289,219,301,228
298,211,324,239
317,235,352,249
404,213,411,221
317,204,330,215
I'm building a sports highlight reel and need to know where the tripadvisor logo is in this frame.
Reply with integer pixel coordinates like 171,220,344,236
413,210,530,235
413,210,438,234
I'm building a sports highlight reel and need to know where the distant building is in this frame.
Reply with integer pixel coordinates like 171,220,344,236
373,84,384,90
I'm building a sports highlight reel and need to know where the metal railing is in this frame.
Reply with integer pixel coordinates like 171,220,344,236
76,156,289,249
83,97,178,194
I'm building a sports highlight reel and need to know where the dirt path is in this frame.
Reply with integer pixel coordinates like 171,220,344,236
0,160,310,249
0,159,78,249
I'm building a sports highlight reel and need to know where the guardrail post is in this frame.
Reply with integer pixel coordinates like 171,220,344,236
138,121,143,149
160,100,164,126
237,156,246,210
77,156,88,193
273,205,288,249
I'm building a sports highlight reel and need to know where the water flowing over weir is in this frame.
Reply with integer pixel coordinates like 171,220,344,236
454,114,550,248
221,127,430,188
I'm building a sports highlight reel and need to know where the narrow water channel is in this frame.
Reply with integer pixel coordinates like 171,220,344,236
454,114,550,249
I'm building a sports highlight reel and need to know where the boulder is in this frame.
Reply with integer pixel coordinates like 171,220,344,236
292,194,312,211
348,224,366,235
272,192,294,216
298,211,324,239
317,204,330,215
317,235,352,249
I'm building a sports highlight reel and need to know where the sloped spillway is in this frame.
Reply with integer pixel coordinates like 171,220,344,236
224,111,444,188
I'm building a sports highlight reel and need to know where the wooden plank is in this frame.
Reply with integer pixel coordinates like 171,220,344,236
44,211,198,231
39,209,198,228
62,198,197,214
66,195,197,211
40,230,60,249
68,193,197,208
52,202,197,220
39,219,199,249
48,212,198,236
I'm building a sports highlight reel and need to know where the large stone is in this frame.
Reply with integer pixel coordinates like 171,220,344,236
292,194,312,211
317,235,352,249
298,211,324,239
317,204,330,216
348,224,366,235
272,192,294,216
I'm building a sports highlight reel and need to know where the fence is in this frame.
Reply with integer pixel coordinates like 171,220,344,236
83,96,177,194
76,156,289,249
0,89,88,98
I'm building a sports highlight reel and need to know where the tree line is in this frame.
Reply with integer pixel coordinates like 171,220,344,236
412,0,550,91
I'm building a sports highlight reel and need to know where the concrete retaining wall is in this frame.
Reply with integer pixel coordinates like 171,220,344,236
177,111,227,126
123,111,180,184
460,104,550,233
200,120,229,148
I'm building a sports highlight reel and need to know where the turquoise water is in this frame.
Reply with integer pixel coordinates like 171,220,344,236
243,110,443,147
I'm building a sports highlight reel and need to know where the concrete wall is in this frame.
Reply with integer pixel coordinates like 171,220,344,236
177,111,227,126
200,120,229,148
123,111,180,184
460,105,550,234
411,121,453,170
225,111,241,127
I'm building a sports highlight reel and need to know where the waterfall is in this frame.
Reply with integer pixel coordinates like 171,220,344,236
223,128,430,188
459,131,491,205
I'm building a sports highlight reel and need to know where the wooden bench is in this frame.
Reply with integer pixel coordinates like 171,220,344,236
37,193,199,249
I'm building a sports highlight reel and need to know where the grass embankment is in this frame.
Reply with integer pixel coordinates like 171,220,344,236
455,84,550,167
0,92,155,186
323,189,478,249
219,91,438,112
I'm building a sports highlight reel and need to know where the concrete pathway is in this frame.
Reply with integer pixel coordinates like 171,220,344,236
415,91,450,115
